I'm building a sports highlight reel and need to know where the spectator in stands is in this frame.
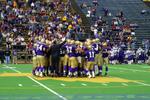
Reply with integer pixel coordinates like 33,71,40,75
0,49,4,64
147,49,150,65
92,0,98,6
131,37,137,50
5,49,11,64
103,8,109,16
86,7,92,17
80,2,87,9
0,30,2,45
142,39,149,53
141,9,147,14
12,49,17,64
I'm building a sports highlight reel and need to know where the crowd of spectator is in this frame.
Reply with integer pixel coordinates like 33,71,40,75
0,0,87,63
0,0,149,65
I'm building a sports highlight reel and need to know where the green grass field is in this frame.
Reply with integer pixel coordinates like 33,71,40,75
0,64,150,100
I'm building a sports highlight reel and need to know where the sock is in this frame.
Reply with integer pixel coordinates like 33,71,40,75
48,66,51,74
84,69,88,75
63,65,67,72
74,67,78,72
87,71,90,76
92,70,95,77
41,66,45,73
80,67,83,75
105,66,108,74
68,67,73,75
99,66,103,74
37,67,41,72
73,67,78,76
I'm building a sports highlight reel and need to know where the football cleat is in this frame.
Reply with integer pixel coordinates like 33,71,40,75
39,72,44,77
92,71,95,78
88,74,92,78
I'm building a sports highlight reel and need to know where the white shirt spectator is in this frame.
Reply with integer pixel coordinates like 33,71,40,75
31,2,35,7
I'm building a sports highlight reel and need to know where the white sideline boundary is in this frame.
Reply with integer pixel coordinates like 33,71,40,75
134,81,150,87
111,67,149,73
3,65,67,100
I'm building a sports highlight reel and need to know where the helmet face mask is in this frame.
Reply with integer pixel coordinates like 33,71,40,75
34,43,37,48
35,36,39,41
70,40,75,44
102,42,107,47
86,39,91,43
38,36,42,41
88,45,92,50
95,38,99,42
41,38,45,43
80,42,83,47
66,39,71,44
75,41,80,45
92,39,96,43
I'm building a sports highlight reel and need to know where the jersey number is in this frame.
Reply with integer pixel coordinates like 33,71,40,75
66,46,72,53
37,45,43,51
89,51,95,58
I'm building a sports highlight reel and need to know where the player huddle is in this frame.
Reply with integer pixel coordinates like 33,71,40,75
32,37,109,78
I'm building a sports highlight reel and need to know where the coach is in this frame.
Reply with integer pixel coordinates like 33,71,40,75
49,38,66,76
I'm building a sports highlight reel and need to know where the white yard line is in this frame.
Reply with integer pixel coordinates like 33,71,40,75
81,83,87,86
3,65,67,100
18,84,23,87
2,67,16,69
60,83,66,87
141,66,150,68
102,83,108,86
111,67,149,73
3,65,21,73
134,81,150,87
122,83,128,86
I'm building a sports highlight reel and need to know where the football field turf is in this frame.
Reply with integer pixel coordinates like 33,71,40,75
0,64,150,100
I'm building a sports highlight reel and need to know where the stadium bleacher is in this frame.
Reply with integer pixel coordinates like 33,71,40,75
76,0,150,48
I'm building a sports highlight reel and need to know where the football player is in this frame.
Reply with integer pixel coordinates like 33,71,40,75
63,39,71,76
45,40,51,76
136,47,145,64
92,38,103,76
67,40,78,77
112,45,119,64
102,44,109,76
36,38,46,77
85,44,96,78
125,48,134,64
32,43,37,76
109,48,115,64
59,44,67,76
75,41,84,76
